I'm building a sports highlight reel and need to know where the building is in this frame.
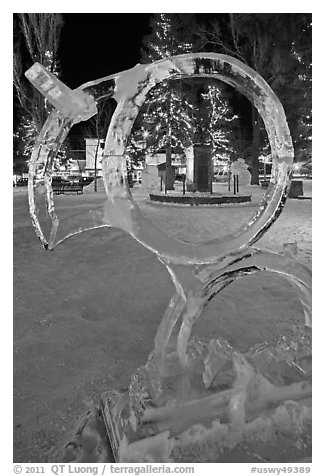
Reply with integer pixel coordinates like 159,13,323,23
85,138,105,177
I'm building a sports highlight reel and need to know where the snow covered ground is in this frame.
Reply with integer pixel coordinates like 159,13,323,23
133,179,312,265
13,180,312,463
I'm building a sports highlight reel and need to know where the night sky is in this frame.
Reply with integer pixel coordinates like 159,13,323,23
58,13,251,125
59,13,153,88
59,13,231,86
13,13,251,133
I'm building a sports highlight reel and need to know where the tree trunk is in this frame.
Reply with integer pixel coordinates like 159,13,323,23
94,138,100,193
165,139,174,190
94,157,98,192
250,106,261,185
165,88,174,191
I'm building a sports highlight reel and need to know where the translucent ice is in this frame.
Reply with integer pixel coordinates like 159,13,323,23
25,63,97,122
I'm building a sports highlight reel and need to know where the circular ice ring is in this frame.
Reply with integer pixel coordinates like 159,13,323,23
28,53,294,265
100,53,294,264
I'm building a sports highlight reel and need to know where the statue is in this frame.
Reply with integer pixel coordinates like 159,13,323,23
25,53,311,463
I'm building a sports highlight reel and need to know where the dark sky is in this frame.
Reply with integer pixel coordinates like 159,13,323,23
59,13,226,86
13,13,251,132
59,13,153,88
58,13,251,125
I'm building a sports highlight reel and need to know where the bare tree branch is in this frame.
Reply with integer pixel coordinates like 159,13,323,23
13,13,64,167
229,14,248,65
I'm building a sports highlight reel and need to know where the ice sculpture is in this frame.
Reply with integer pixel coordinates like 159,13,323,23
25,53,311,462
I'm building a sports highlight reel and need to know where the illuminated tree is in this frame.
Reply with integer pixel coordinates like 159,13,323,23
138,13,195,189
197,13,312,183
127,81,194,159
13,14,65,170
198,84,238,159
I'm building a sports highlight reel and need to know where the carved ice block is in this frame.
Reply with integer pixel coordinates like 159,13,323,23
25,62,97,121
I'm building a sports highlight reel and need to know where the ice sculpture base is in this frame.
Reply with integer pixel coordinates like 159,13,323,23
101,389,312,463
101,334,311,463
101,389,169,463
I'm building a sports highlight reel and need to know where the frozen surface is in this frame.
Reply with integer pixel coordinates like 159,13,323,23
13,188,311,462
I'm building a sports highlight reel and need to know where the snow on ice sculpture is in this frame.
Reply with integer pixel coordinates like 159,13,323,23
25,54,311,463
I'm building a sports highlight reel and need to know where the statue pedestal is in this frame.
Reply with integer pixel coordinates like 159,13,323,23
186,144,213,193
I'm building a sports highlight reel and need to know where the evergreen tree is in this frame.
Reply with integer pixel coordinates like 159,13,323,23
127,13,250,189
137,13,196,189
127,80,238,169
127,80,194,159
129,13,243,188
141,13,195,62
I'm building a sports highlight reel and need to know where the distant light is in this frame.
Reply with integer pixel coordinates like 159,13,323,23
293,163,300,171
143,130,149,139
